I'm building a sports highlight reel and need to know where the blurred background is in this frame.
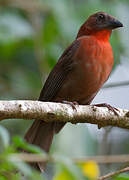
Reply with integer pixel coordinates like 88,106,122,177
0,0,129,178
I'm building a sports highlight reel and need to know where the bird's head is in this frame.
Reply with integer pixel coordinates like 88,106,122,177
77,12,123,39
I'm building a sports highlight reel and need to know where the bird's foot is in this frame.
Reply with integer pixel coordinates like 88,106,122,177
93,103,119,116
62,101,79,111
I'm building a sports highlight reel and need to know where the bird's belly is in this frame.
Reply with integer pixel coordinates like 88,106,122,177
55,60,111,104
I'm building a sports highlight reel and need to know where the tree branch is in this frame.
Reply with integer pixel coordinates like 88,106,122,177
9,153,129,180
0,100,129,129
9,153,129,164
98,166,129,180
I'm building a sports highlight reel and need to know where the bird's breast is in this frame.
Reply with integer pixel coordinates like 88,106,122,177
76,37,113,86
55,37,113,104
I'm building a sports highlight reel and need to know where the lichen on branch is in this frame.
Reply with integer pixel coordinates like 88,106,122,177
0,100,129,129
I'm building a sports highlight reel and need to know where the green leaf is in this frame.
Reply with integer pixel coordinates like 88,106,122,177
0,176,7,180
53,171,75,180
113,173,129,180
12,136,45,154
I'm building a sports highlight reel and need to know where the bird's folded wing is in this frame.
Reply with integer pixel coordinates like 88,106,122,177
39,40,80,101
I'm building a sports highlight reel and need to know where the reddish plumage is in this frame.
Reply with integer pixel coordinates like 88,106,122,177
25,12,123,171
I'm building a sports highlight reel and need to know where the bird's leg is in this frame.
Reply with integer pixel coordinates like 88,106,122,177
62,100,79,111
93,103,119,116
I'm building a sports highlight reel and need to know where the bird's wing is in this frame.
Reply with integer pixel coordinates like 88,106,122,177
39,40,80,101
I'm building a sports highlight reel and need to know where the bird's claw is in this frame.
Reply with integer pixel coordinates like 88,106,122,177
93,103,119,116
62,100,79,111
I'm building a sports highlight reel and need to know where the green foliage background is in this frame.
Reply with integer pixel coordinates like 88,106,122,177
0,0,128,179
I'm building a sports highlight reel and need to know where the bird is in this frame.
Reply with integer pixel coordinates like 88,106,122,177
24,12,123,171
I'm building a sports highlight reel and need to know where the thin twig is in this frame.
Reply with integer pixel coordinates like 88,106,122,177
9,153,129,164
8,153,129,180
103,81,129,89
0,0,50,13
9,153,52,163
75,154,129,164
98,166,129,180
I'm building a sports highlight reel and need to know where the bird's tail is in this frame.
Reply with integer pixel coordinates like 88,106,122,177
24,120,55,171
24,120,65,171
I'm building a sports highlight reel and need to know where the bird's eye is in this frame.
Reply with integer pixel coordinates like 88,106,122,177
97,14,105,21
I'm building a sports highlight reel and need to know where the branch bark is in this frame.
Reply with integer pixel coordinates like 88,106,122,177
0,100,129,129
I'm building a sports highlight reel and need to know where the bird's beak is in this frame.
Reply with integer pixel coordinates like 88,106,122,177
108,18,123,29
